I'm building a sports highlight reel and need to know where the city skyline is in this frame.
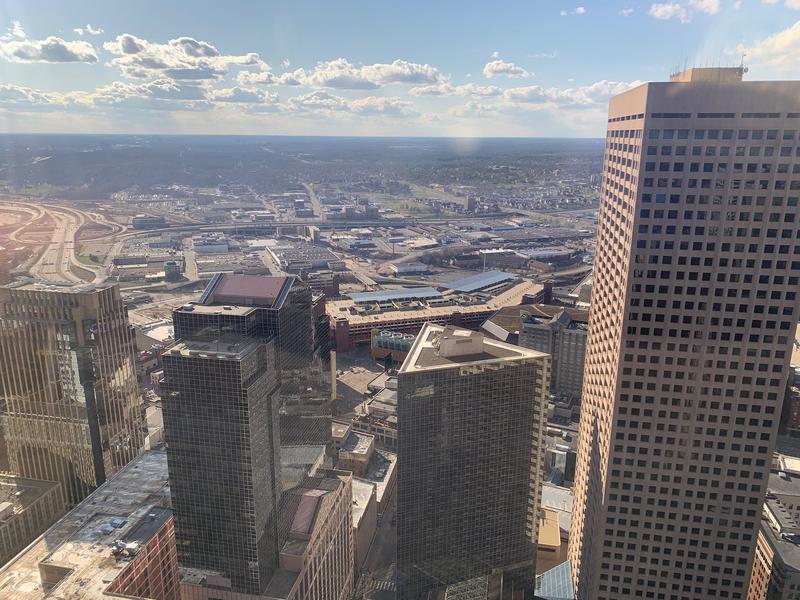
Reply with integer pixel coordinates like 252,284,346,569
0,0,799,137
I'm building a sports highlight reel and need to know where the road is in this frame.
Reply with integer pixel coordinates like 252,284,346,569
363,496,397,574
28,208,85,283
301,182,322,217
7,201,109,284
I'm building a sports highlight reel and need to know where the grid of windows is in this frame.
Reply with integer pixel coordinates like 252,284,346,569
0,284,146,507
396,335,549,599
570,84,800,600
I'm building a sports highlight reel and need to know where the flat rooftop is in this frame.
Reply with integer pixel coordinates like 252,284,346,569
0,450,170,600
349,287,442,304
400,323,547,373
364,449,397,504
2,279,116,294
197,273,293,307
351,478,376,528
328,280,543,325
445,270,515,293
342,431,374,455
0,474,60,513
166,337,260,360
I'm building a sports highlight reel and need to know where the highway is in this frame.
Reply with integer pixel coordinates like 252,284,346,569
5,201,109,284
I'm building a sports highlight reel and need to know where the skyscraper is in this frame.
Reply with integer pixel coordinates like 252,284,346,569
518,305,589,399
163,273,333,595
0,282,146,506
569,68,800,600
396,324,550,599
162,336,282,594
172,273,332,445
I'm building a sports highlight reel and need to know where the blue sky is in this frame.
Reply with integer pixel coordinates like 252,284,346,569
0,0,798,136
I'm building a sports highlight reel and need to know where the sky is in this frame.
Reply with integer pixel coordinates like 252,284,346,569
0,0,798,137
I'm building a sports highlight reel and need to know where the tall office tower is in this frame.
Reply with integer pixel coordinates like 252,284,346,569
396,324,550,599
519,305,589,399
0,282,145,506
162,336,281,595
569,68,800,600
172,273,332,445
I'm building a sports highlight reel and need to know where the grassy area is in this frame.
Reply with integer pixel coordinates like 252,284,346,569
16,183,68,196
77,254,104,267
70,263,95,282
374,198,445,218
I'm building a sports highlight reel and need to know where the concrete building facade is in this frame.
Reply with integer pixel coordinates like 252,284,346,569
0,282,146,506
396,324,550,599
569,69,800,600
519,306,589,400
0,474,64,567
746,471,800,600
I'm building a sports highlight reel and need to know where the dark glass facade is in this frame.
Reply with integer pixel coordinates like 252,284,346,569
162,339,281,594
163,274,331,594
396,325,549,600
172,275,331,446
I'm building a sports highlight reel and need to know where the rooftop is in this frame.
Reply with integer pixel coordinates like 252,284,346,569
166,337,260,359
349,287,442,305
198,272,293,307
342,431,375,455
2,279,116,294
328,280,543,325
445,270,515,293
351,478,376,528
400,323,547,373
0,450,170,600
0,474,61,515
363,449,397,504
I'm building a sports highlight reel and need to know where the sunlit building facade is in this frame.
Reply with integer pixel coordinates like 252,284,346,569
0,282,146,506
569,69,800,599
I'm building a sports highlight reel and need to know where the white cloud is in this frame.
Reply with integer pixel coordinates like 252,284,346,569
237,57,444,89
529,51,558,59
491,50,500,59
301,58,444,89
649,3,692,21
103,34,266,80
560,10,568,16
620,7,635,16
502,79,641,107
73,24,104,36
281,58,291,69
575,6,587,14
0,83,66,109
288,90,349,111
210,86,279,104
410,82,502,97
447,100,497,118
648,0,719,22
0,36,98,63
735,20,800,72
561,6,586,15
350,96,416,117
361,60,443,85
9,20,25,38
483,59,530,79
236,70,303,86
690,0,720,14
